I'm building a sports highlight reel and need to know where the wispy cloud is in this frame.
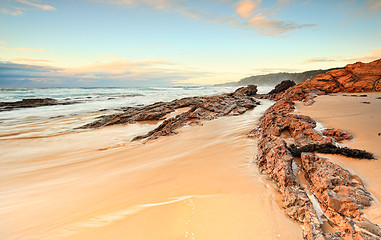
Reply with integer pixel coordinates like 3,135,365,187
1,7,23,16
11,58,53,64
14,47,44,52
366,0,381,12
246,12,315,36
1,0,55,16
0,58,216,87
94,0,315,36
251,67,299,73
303,48,381,64
0,43,44,52
340,0,381,24
15,0,56,11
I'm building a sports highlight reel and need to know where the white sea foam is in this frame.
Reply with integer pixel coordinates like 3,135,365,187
0,86,272,138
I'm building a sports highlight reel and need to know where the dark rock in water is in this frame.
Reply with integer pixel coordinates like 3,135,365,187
267,80,296,95
0,98,56,111
82,85,261,142
0,98,80,112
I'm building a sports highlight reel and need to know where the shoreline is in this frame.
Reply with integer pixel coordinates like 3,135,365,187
1,98,305,240
1,91,380,239
1,58,381,239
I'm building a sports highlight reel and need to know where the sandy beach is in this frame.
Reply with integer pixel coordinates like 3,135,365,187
0,99,304,240
295,92,381,226
1,89,381,239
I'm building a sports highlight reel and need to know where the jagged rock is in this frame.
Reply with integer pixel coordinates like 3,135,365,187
322,128,353,142
82,85,261,141
232,84,258,96
301,153,373,219
268,80,296,95
301,153,381,239
277,59,381,101
253,93,379,239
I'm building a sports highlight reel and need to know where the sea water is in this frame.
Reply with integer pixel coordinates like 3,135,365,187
0,86,274,138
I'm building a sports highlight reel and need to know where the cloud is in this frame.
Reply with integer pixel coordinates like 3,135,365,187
235,0,260,18
14,47,43,52
366,0,381,12
303,48,381,64
251,67,299,73
15,0,56,11
0,42,44,52
94,0,176,10
303,58,337,63
0,58,215,87
246,13,315,36
340,0,381,24
11,58,53,64
1,0,55,16
94,0,313,36
1,8,24,16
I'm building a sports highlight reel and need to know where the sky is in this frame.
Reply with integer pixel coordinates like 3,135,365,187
0,0,380,87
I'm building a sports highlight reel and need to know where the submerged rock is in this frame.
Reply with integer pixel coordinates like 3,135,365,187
0,98,78,111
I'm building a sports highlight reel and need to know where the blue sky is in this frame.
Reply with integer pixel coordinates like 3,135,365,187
0,0,380,87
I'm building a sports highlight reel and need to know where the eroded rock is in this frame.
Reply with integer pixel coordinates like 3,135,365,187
322,128,353,142
82,85,260,141
253,94,379,239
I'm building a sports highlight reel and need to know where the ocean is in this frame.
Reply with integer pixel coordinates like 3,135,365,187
0,86,273,139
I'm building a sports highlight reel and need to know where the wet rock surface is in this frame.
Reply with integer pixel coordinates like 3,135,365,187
82,85,260,141
0,98,78,111
253,59,381,239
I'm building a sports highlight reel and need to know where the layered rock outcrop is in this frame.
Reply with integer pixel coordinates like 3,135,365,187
253,59,381,239
82,85,260,141
274,59,381,102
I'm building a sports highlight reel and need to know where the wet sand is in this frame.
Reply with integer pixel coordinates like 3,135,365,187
295,92,381,226
0,100,303,240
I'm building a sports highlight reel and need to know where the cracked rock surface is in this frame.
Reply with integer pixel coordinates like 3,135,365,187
81,85,260,141
253,59,381,239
